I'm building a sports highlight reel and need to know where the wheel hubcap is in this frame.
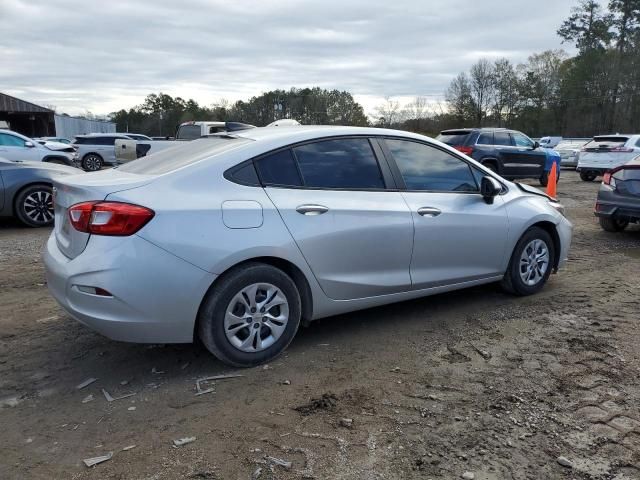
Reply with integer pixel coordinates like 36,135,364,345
85,156,100,171
519,239,549,286
24,190,53,224
224,283,289,353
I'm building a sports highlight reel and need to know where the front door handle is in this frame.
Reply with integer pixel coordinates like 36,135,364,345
417,207,441,217
296,204,329,216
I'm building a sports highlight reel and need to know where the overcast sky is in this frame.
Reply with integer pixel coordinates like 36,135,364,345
1,0,575,117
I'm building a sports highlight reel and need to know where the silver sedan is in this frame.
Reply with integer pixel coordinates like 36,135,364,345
43,126,572,367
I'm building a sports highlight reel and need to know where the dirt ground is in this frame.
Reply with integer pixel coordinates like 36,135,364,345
1,171,639,480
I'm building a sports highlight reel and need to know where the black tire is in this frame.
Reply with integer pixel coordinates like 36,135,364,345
198,263,301,367
599,216,628,232
14,184,54,227
82,153,103,172
501,227,555,296
539,169,560,187
580,171,597,182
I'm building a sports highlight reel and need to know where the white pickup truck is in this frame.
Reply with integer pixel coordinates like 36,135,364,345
115,121,256,162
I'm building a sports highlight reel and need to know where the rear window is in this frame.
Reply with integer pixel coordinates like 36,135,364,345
177,125,203,140
586,136,629,148
436,131,471,146
118,136,251,175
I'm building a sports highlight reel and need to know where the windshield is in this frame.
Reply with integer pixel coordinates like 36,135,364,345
117,136,251,175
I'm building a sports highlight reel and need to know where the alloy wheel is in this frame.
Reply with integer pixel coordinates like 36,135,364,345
84,155,102,171
224,283,289,353
519,239,549,286
23,190,54,224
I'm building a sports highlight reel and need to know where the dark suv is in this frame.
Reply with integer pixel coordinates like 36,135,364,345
437,128,557,186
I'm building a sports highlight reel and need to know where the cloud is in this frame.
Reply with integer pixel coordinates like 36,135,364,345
0,0,575,116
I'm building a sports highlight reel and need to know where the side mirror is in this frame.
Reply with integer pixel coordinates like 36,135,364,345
533,141,539,149
24,141,35,148
480,176,502,204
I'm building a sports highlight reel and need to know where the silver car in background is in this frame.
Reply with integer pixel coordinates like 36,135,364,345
44,126,572,367
73,133,133,171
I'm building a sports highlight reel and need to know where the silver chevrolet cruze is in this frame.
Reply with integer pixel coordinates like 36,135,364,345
44,126,572,367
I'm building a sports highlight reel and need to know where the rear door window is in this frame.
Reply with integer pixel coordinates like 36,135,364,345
292,138,385,189
385,139,479,192
476,132,494,145
494,132,513,146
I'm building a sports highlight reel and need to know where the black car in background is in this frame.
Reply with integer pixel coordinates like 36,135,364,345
594,156,640,232
437,128,555,186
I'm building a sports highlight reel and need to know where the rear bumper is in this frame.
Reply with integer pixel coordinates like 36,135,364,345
43,233,216,343
595,200,640,220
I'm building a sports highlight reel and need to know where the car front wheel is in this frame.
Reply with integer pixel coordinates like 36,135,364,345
14,184,54,227
501,227,555,296
198,263,301,367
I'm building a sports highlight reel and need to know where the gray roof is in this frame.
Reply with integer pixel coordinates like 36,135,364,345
0,92,53,113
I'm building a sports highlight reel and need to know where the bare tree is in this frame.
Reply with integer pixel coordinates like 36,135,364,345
375,97,401,127
469,59,496,126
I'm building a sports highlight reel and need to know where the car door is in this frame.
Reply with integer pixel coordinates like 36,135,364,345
381,138,510,289
492,131,519,176
510,132,546,177
256,137,414,300
0,132,39,161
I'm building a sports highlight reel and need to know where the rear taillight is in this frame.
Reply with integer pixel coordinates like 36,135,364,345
454,146,474,156
602,172,612,185
68,201,154,236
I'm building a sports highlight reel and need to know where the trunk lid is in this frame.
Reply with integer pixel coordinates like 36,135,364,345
53,169,154,259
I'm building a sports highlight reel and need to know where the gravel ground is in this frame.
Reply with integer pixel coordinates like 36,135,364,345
1,171,639,480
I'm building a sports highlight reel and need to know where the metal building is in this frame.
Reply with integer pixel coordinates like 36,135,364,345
0,92,116,139
0,92,55,137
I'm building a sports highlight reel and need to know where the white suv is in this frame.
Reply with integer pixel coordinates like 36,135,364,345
0,129,76,166
577,134,640,181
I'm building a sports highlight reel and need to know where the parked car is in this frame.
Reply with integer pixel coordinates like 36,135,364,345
114,122,258,162
539,136,562,148
594,155,640,232
73,133,133,171
44,126,572,367
554,139,588,168
577,134,640,181
0,129,77,166
0,157,79,227
35,136,72,145
436,128,559,186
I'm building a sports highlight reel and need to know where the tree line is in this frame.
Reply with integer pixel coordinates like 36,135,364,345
440,0,640,137
110,88,368,136
110,1,640,139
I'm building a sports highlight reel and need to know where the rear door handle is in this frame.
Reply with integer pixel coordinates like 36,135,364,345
417,207,441,217
296,204,329,215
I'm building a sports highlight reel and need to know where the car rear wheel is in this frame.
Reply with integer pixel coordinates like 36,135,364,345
580,171,597,182
82,154,103,172
198,263,301,367
14,184,54,227
599,216,628,232
539,170,560,187
482,161,498,173
501,227,555,296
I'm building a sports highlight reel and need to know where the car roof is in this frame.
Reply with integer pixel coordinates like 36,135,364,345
76,133,129,138
440,127,509,134
231,125,431,143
